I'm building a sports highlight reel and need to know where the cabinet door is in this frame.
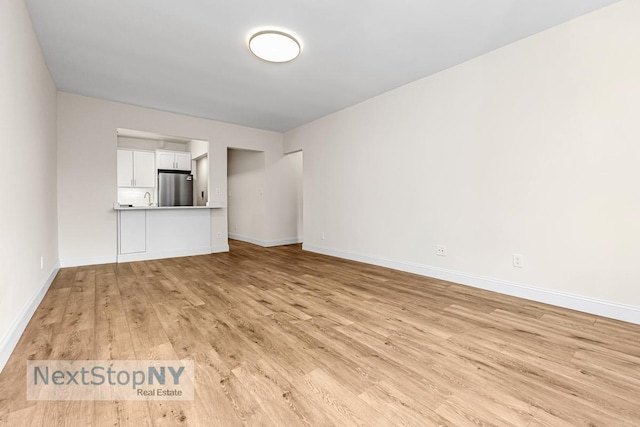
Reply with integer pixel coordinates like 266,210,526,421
175,152,192,171
117,150,133,187
119,210,146,254
156,151,175,170
134,151,155,187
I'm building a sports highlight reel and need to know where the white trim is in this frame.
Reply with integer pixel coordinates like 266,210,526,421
0,262,60,374
62,245,231,267
303,244,640,325
210,244,230,254
228,233,265,247
265,237,303,247
59,255,116,268
229,234,302,247
117,246,229,263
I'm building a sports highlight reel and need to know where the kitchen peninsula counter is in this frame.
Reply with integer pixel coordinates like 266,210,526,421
115,203,225,262
113,203,222,211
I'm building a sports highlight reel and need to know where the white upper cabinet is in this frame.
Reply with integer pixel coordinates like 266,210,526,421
117,149,155,187
175,152,192,171
156,151,175,170
156,150,191,171
134,151,155,187
117,150,134,187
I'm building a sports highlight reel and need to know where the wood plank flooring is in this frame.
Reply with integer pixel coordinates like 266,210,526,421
1,240,640,426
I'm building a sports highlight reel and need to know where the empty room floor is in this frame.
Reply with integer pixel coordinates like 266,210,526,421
1,240,639,426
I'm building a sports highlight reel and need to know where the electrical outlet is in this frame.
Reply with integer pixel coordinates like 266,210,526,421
215,187,221,195
436,244,447,256
513,253,524,268
216,232,222,239
321,232,325,240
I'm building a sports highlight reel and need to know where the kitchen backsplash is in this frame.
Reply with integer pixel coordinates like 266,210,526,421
118,187,156,206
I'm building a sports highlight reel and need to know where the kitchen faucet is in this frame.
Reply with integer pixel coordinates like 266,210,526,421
144,192,151,206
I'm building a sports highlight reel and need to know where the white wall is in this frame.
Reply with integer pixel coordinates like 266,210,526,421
284,1,640,321
0,0,58,370
57,92,298,265
188,139,209,159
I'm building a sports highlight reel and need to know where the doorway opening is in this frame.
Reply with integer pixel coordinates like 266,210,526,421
226,147,303,249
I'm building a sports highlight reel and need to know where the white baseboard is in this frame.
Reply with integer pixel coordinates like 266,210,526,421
59,255,117,268
303,244,640,325
265,237,303,247
0,262,60,374
60,245,231,267
229,233,302,247
228,233,264,246
117,246,229,263
210,244,230,254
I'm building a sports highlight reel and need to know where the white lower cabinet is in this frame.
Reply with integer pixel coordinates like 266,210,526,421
117,208,213,262
119,210,146,254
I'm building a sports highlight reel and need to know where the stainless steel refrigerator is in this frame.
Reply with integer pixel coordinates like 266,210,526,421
158,170,193,207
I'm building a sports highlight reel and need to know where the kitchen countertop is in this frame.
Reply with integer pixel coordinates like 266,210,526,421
114,203,223,211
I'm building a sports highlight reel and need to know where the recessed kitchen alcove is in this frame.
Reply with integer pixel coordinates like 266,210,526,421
115,128,210,207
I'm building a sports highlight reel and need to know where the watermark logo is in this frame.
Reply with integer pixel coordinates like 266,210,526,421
27,360,194,401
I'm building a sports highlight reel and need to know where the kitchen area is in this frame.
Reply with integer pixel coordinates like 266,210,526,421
114,129,223,263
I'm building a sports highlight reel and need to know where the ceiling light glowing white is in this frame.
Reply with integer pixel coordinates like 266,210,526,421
249,31,300,63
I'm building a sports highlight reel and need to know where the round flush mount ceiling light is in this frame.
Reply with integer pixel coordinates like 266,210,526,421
249,30,301,63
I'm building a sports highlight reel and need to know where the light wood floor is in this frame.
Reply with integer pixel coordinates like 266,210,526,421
1,240,639,426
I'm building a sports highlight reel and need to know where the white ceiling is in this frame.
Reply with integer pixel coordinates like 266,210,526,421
26,0,619,132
